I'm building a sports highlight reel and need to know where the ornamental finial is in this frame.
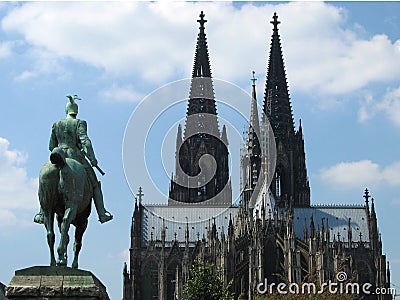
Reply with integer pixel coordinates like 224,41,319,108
363,188,370,206
198,11,207,29
271,12,280,31
137,186,144,203
251,71,257,86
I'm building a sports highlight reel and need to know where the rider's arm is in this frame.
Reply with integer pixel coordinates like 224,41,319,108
77,120,97,165
49,122,58,151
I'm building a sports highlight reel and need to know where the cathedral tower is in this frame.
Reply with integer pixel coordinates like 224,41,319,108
263,13,310,207
169,11,231,205
242,72,262,205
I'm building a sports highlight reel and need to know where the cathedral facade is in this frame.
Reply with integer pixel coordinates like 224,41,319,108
123,12,391,300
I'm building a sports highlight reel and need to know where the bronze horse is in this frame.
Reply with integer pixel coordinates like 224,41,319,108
38,147,92,268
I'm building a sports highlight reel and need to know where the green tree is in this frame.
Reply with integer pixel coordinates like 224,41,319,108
182,259,234,300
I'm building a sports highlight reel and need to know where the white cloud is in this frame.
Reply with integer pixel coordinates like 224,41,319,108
381,161,400,185
2,2,194,83
15,48,68,81
120,248,130,263
0,41,13,58
0,209,17,227
358,92,374,122
320,160,380,188
0,39,25,59
377,87,400,127
99,83,144,103
0,137,38,213
2,2,400,98
320,159,400,189
358,86,400,127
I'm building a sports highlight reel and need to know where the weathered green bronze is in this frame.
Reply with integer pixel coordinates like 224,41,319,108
34,95,113,268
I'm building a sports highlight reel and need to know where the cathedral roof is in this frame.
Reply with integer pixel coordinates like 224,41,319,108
293,206,370,242
0,282,6,300
141,205,238,244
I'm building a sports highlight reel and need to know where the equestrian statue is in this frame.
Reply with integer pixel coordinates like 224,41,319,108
34,95,113,268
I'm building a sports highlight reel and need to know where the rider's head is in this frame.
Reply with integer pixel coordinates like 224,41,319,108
65,95,80,118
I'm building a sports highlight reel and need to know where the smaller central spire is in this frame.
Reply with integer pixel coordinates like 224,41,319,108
250,71,259,129
271,12,280,31
251,71,257,86
198,11,207,29
243,70,261,193
136,187,144,204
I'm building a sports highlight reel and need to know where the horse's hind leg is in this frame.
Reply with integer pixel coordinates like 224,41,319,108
72,218,88,269
43,211,56,266
57,202,77,266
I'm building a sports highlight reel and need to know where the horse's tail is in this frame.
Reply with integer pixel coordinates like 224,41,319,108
50,147,67,193
50,147,66,168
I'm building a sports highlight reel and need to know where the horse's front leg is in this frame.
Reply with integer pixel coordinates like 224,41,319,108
57,201,77,266
43,210,56,266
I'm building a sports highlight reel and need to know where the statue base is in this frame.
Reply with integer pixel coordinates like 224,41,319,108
5,266,110,300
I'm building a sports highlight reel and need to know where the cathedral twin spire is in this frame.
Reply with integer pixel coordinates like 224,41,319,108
264,12,294,143
171,11,309,207
169,11,231,205
191,11,212,78
245,12,310,207
185,11,219,139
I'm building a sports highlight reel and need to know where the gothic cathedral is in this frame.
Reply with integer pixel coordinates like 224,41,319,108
123,12,391,300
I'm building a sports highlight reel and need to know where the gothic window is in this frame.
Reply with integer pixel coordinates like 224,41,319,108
141,259,159,299
264,240,277,282
191,105,198,112
167,260,179,300
356,260,371,284
252,163,258,187
276,172,281,197
300,254,308,282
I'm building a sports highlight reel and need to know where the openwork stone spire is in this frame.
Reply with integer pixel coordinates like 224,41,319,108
263,13,310,208
249,71,261,151
263,12,294,145
247,71,261,190
184,11,218,139
169,12,231,205
191,11,212,78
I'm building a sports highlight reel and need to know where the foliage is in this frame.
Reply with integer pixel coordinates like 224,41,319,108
182,259,234,300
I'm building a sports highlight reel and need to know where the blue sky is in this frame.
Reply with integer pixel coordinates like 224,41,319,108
0,2,400,299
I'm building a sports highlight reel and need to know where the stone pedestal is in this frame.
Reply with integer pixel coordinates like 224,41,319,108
6,266,110,300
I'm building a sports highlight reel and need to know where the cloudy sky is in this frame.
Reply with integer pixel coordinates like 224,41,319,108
0,2,400,298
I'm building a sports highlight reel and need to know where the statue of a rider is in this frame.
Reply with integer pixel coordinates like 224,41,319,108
34,95,113,224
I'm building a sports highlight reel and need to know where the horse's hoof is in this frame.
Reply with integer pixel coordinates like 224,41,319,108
99,211,113,224
34,213,44,224
57,260,67,266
